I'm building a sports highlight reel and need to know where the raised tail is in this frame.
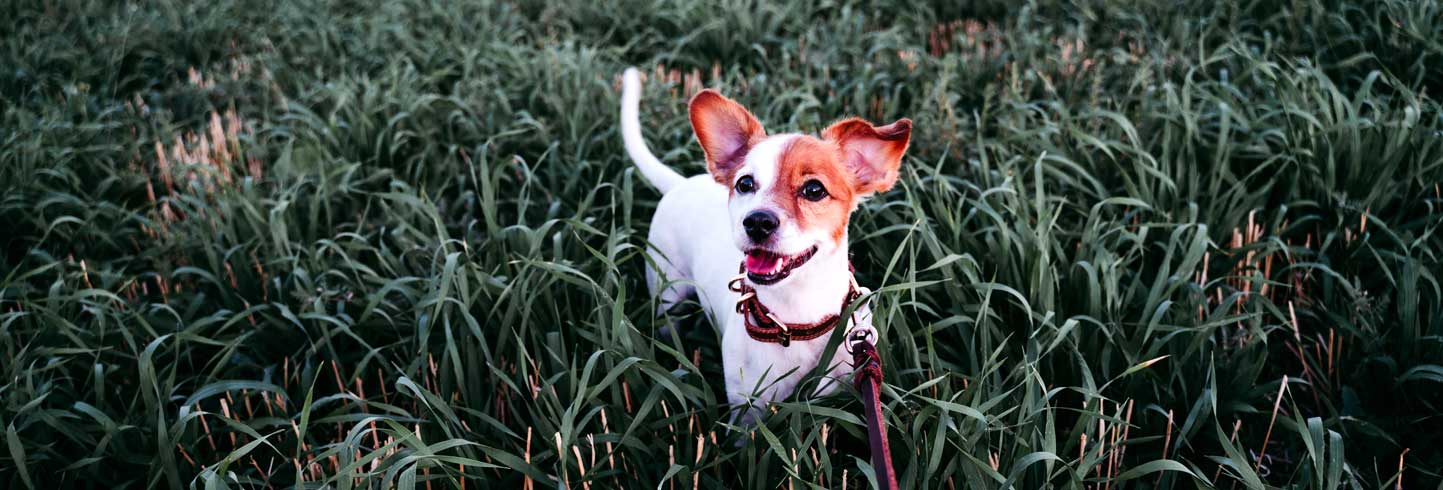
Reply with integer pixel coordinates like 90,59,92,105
620,67,686,193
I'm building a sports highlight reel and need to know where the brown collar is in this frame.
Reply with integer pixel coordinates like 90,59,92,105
728,264,863,347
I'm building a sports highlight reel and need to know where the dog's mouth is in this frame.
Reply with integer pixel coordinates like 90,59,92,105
744,245,819,285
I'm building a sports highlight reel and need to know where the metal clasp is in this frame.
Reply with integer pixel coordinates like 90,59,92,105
845,326,876,356
734,291,755,313
727,273,747,293
766,311,792,346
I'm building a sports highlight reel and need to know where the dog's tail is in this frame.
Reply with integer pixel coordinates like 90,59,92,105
621,67,685,193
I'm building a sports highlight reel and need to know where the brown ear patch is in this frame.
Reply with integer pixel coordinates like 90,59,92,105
822,118,912,194
689,90,766,184
775,136,857,244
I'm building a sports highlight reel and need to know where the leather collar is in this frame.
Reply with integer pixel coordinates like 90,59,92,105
728,264,862,347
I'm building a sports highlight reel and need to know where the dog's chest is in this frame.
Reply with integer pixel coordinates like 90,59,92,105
717,301,871,400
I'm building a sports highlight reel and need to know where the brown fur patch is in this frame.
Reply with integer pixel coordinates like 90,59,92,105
773,136,857,244
821,118,911,194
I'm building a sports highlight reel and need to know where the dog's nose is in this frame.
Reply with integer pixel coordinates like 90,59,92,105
743,210,779,242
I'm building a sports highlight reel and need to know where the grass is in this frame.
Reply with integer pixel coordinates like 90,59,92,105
2,0,1441,488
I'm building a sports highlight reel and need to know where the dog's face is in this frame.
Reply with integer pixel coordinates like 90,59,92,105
689,90,911,286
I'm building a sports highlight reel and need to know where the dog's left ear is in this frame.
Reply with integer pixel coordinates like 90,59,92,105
823,118,912,195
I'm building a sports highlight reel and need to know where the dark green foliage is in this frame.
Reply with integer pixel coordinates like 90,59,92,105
2,0,1441,488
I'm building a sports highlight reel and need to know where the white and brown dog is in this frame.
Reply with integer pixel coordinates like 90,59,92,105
620,68,910,424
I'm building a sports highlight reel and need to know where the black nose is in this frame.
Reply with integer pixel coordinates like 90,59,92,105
743,210,779,242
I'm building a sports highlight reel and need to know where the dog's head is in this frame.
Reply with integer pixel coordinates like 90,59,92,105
689,89,911,286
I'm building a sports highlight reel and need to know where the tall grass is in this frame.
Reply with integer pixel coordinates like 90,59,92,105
2,0,1441,488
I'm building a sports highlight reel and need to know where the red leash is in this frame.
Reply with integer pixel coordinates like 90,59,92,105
850,336,896,490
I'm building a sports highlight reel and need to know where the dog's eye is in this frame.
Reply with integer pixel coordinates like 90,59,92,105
800,180,828,201
734,175,756,194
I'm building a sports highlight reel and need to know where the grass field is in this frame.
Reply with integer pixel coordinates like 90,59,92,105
3,0,1442,488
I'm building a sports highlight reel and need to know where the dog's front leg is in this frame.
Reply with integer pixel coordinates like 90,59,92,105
722,330,765,430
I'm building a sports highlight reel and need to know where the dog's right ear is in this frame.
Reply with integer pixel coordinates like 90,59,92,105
689,90,765,184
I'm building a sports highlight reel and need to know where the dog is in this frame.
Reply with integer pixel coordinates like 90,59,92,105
619,68,910,425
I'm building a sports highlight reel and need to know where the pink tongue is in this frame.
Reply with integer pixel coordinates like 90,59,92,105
745,253,782,274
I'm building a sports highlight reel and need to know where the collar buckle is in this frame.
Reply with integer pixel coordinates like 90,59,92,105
766,311,792,347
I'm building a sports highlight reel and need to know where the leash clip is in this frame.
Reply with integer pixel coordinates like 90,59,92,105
843,285,873,356
845,325,877,356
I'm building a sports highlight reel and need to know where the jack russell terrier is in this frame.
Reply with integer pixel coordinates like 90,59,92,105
619,68,910,425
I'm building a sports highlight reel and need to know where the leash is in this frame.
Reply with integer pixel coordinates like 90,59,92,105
731,265,897,489
849,331,897,490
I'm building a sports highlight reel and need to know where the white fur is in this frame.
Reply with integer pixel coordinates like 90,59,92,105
620,75,874,425
620,68,686,193
723,135,807,254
